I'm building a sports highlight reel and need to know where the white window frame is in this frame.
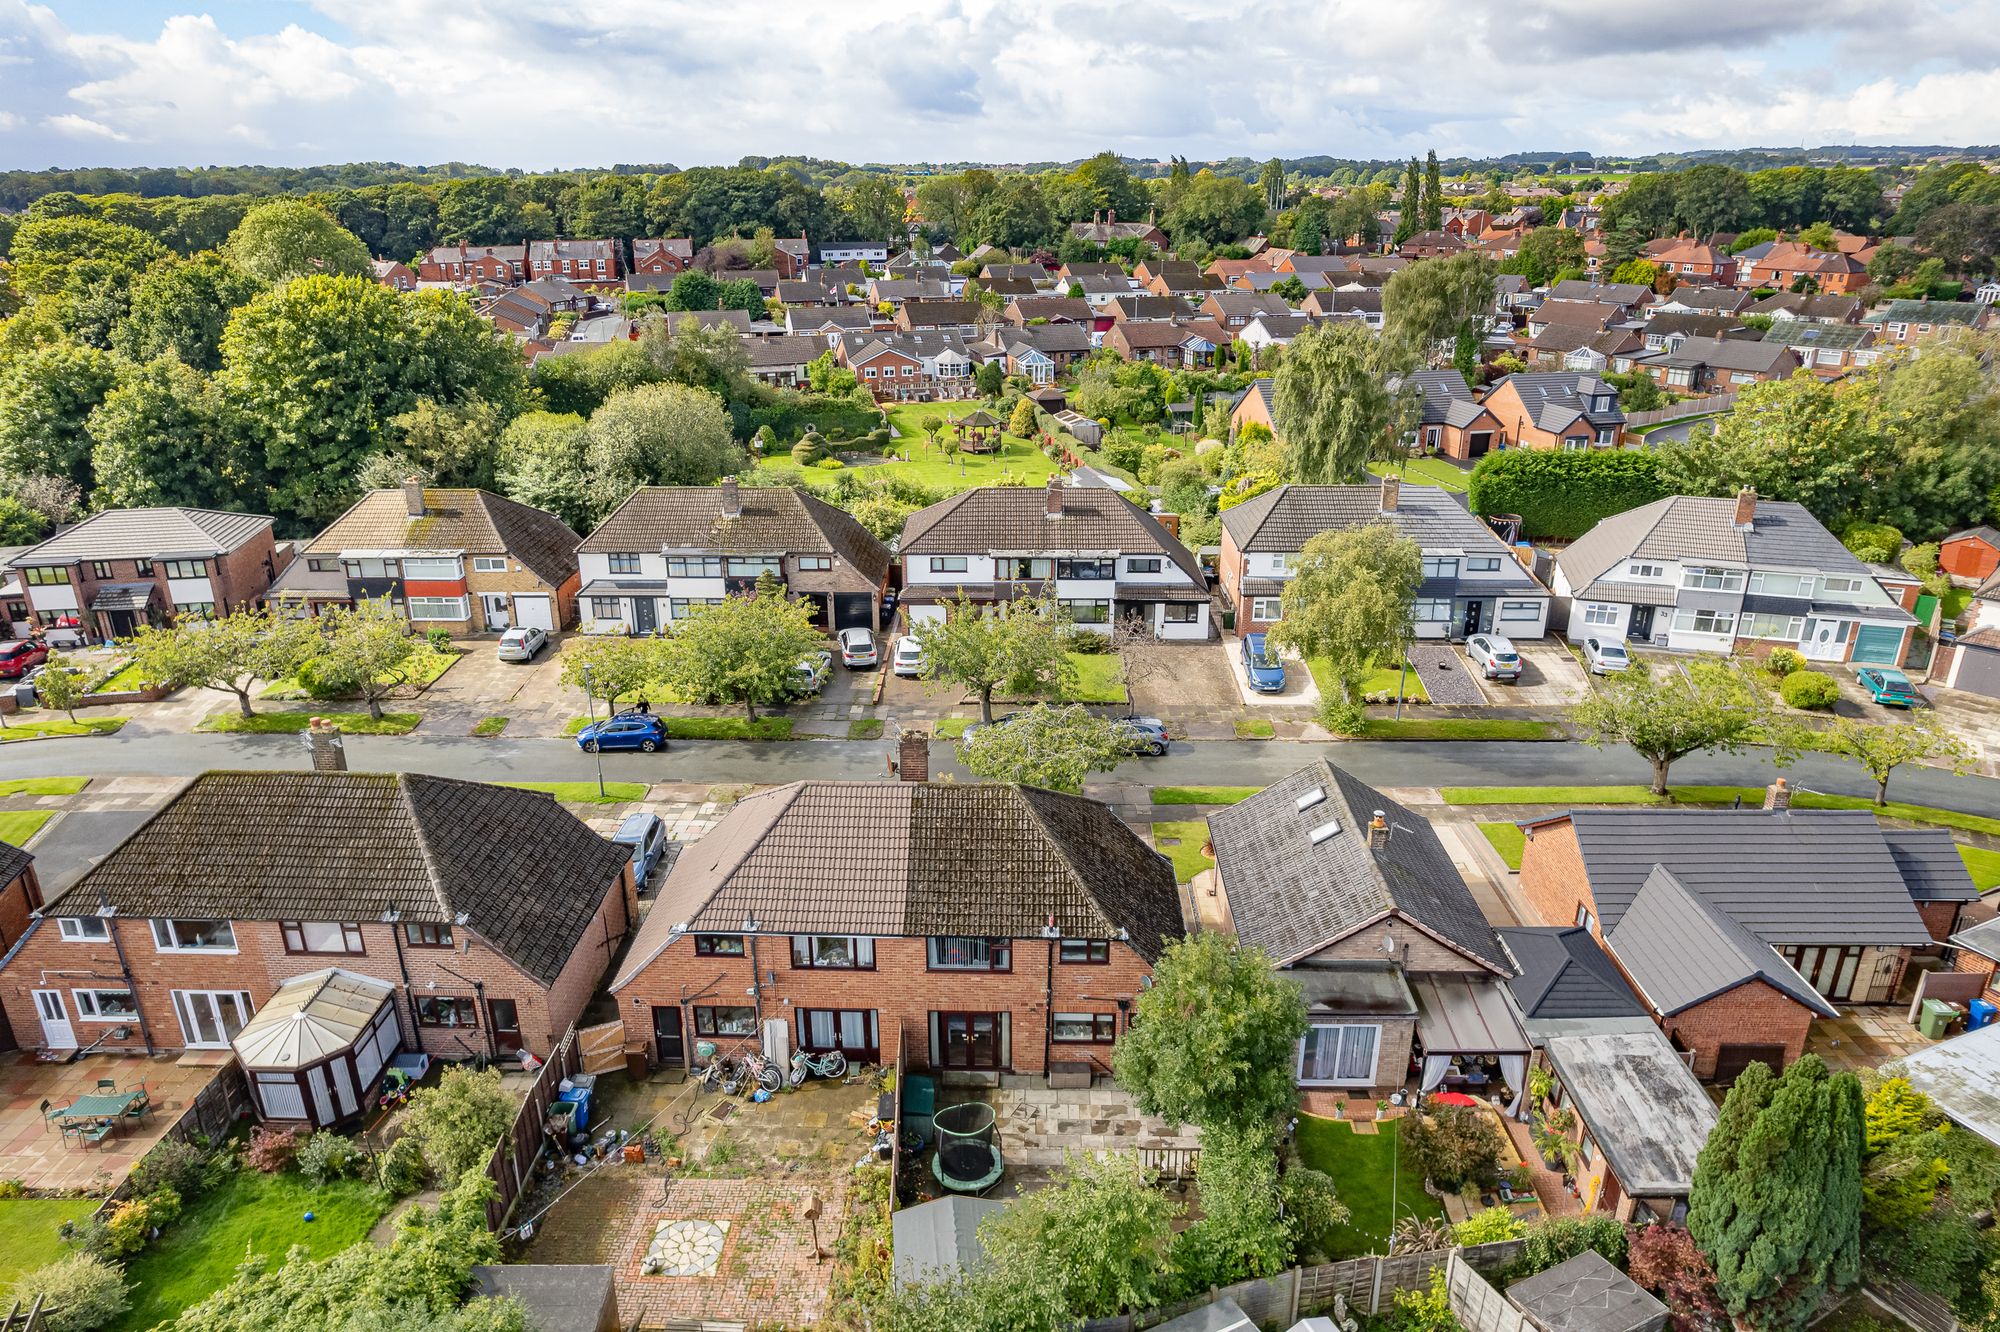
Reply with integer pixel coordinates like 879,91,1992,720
406,596,470,621
1296,1022,1381,1086
1676,608,1737,637
471,557,508,573
1680,566,1745,592
1250,597,1283,621
400,557,462,579
58,917,110,941
73,989,138,1021
1582,603,1619,627
151,918,237,953
1499,600,1541,622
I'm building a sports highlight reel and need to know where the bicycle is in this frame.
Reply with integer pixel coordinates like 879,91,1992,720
789,1048,848,1087
739,1050,784,1095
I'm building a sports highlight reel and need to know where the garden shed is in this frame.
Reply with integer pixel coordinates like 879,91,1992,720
232,968,401,1128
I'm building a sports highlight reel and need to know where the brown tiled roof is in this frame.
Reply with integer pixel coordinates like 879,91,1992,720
304,489,582,590
580,485,891,587
46,772,631,986
900,485,1203,584
611,781,1184,989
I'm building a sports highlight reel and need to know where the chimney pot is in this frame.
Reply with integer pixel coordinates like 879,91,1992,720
1046,475,1065,518
1763,777,1791,811
308,717,348,773
1379,474,1400,513
1368,811,1389,850
897,728,930,782
403,477,425,518
720,475,742,519
1733,486,1757,531
1108,209,1117,227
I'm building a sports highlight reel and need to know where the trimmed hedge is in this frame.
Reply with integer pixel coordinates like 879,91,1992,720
1781,670,1841,709
1468,449,1667,541
739,392,880,444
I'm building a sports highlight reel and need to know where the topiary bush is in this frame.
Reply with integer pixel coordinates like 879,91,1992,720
1781,670,1841,710
10,1253,130,1332
791,432,829,465
1764,646,1807,678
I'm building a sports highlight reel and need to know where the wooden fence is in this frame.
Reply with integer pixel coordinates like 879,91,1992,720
1869,1280,1962,1332
1446,1249,1529,1332
93,1062,254,1219
1626,390,1739,429
483,1025,582,1231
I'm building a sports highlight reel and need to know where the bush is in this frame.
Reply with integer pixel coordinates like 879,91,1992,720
812,457,844,470
1780,670,1841,710
102,1198,154,1256
1764,646,1807,678
423,626,452,653
140,1186,182,1231
1401,1104,1503,1192
0,1178,23,1199
130,1136,207,1200
296,1130,363,1185
375,1133,430,1197
790,433,828,464
245,1124,305,1173
1468,449,1667,541
1454,1206,1528,1245
1514,1214,1628,1278
10,1253,130,1332
1842,521,1904,565
402,1065,517,1184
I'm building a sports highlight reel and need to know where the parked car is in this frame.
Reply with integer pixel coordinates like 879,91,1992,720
0,640,49,680
1582,638,1630,674
612,812,671,887
1115,716,1171,756
1241,633,1286,692
575,712,668,753
791,649,832,698
495,626,548,662
892,636,924,677
836,627,877,668
1465,634,1522,682
1857,666,1926,708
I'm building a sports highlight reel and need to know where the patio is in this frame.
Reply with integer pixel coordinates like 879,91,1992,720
0,1053,225,1191
1805,1006,1942,1076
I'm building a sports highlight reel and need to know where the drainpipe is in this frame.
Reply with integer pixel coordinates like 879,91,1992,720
107,921,155,1056
1043,937,1056,1076
387,913,417,1048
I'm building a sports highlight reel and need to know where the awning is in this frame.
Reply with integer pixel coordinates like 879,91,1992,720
578,579,675,597
232,969,396,1071
89,583,158,612
1290,961,1419,1019
1410,974,1529,1055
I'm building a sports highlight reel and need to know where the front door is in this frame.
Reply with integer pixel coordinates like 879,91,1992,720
33,990,74,1048
488,999,523,1052
652,1006,685,1067
1461,600,1484,639
631,598,658,636
1801,617,1848,661
1629,605,1655,641
480,593,511,630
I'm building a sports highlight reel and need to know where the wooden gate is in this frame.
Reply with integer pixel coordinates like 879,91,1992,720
578,1019,627,1075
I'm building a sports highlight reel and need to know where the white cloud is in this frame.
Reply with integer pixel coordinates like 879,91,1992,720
0,0,1998,167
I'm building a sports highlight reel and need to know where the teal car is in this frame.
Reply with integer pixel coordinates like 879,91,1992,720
1857,667,1924,708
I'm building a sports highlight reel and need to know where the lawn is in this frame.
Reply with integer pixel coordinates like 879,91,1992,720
1060,652,1127,703
934,718,971,738
1443,785,2000,837
1152,785,1261,806
259,643,463,700
1357,718,1558,741
1479,822,1526,870
1367,457,1472,494
1942,587,1974,623
1310,657,1429,703
848,719,884,740
471,715,509,736
1294,1116,1445,1260
0,811,53,845
756,405,1061,493
0,776,90,796
1235,719,1275,739
1959,844,2000,889
0,716,126,741
668,716,794,740
88,660,157,694
498,780,649,804
110,1168,390,1332
1151,821,1213,883
0,1198,100,1288
197,710,421,735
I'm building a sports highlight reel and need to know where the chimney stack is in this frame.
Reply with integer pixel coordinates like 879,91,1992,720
403,477,425,519
1763,777,1791,811
720,475,742,519
1108,208,1117,227
1045,475,1065,519
896,728,929,783
1733,486,1757,532
308,717,347,773
1368,811,1389,851
1379,474,1400,513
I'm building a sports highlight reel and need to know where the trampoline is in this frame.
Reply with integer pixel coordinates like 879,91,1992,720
931,1101,1004,1194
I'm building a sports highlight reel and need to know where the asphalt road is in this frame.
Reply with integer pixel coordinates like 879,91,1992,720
5,732,1997,815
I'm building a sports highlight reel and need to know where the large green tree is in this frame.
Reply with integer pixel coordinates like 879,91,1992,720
1269,521,1422,732
656,581,825,720
224,199,374,286
1270,321,1419,484
583,381,741,513
911,593,1078,724
6,214,168,345
1503,226,1588,287
88,356,260,511
301,599,418,721
122,607,317,718
1571,659,1768,796
1383,250,1496,370
111,252,260,371
1813,714,1974,806
497,410,594,531
956,702,1131,793
0,339,118,491
978,1151,1178,1319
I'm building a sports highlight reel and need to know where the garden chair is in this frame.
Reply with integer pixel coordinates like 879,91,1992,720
123,1091,151,1123
58,1119,87,1151
80,1120,115,1150
38,1098,52,1133
96,1077,117,1093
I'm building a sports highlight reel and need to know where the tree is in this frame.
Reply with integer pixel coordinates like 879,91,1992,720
1008,396,1039,438
7,215,168,345
1383,251,1496,368
978,1151,1178,1319
974,360,1005,398
1270,322,1418,484
1268,522,1422,732
1115,931,1306,1134
1176,1125,1340,1285
401,1066,517,1184
303,599,417,721
33,657,86,722
391,397,504,490
1572,660,1768,796
88,356,259,512
1504,227,1588,287
1626,1225,1726,1332
804,350,858,397
1813,714,1973,805
583,382,741,514
1688,1055,1864,1332
664,270,720,313
1394,158,1422,246
0,495,42,545
497,410,593,531
0,339,117,491
122,607,317,718
224,200,373,286
835,175,909,241
1420,149,1443,232
1260,157,1286,215
558,634,660,716
1609,258,1660,290
956,703,1130,793
911,593,1078,724
9,1252,130,1332
112,253,260,371
655,581,824,720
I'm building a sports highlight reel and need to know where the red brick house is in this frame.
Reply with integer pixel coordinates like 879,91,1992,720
6,508,290,641
417,244,527,285
1744,242,1867,294
1647,237,1736,285
371,259,416,291
527,238,623,283
0,843,41,1051
1516,798,1971,1079
631,238,694,276
1480,373,1628,450
0,769,636,1067
1942,527,2000,584
1102,319,1222,368
1397,230,1468,259
609,779,1183,1079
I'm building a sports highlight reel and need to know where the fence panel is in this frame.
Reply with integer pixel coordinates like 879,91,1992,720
1447,1251,1529,1332
1625,390,1738,429
483,1026,582,1230
577,1020,627,1075
1869,1281,1961,1332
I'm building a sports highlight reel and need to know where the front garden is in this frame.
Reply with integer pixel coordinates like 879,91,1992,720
198,709,421,735
0,811,53,846
0,716,126,742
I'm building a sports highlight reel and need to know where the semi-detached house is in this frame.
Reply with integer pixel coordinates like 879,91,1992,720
1552,489,1916,666
898,479,1213,640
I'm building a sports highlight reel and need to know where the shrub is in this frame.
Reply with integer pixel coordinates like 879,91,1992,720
1401,1104,1503,1192
1515,1214,1628,1278
790,432,829,464
245,1124,305,1173
140,1186,182,1231
424,626,452,653
1764,646,1807,678
1468,449,1667,541
10,1253,130,1332
296,1130,363,1185
102,1198,154,1256
402,1065,517,1184
0,1178,23,1199
812,457,844,470
1454,1206,1528,1245
130,1136,207,1200
1781,670,1841,710
375,1133,430,1197
1842,522,1904,565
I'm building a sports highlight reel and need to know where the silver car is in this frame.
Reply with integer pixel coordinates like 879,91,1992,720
1582,638,1631,674
495,626,549,662
1465,634,1521,682
836,627,878,668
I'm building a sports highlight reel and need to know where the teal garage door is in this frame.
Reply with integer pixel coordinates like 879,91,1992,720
1850,624,1904,666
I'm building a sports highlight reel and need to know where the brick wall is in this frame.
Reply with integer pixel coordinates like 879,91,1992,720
1915,899,1964,944
0,866,41,954
1302,919,1498,974
1516,821,1596,930
1658,980,1813,1078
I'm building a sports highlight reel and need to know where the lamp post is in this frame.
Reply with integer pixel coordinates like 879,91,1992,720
581,664,605,798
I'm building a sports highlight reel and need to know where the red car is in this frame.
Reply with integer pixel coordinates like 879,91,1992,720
0,640,49,679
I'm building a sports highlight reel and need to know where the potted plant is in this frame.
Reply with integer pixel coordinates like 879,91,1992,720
1527,1064,1554,1108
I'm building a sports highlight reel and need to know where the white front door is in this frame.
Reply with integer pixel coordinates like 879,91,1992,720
514,594,554,631
481,593,512,630
172,990,254,1049
1801,617,1848,662
33,990,75,1049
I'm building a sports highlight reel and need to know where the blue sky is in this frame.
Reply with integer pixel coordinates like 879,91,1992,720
3,0,1998,170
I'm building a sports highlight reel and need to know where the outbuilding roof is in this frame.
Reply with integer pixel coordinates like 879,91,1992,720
1543,1030,1718,1197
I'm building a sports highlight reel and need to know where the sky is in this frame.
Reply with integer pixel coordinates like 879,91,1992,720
4,0,2000,171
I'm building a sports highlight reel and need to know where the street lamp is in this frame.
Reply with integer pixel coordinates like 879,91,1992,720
581,663,605,798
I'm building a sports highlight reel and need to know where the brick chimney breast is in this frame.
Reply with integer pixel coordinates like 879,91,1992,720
1763,777,1791,811
1733,486,1757,532
897,728,930,782
720,475,742,519
1368,811,1389,850
403,477,426,518
308,717,348,772
1046,475,1065,519
1380,474,1400,513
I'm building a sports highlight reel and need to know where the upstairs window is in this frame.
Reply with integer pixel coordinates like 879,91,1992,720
928,937,1011,971
152,919,235,952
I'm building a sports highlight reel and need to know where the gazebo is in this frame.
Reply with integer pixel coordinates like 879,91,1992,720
233,969,402,1128
956,409,1002,453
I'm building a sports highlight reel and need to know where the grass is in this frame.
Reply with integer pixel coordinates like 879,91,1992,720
1310,657,1430,702
1959,844,2000,890
110,1168,390,1332
848,719,884,740
758,405,1060,493
1152,785,1261,806
1235,718,1275,739
1059,652,1127,703
88,660,156,694
197,710,420,735
1479,822,1526,870
0,716,126,741
1294,1115,1446,1260
498,780,650,804
0,811,54,845
1942,587,1974,623
934,718,971,738
1356,718,1559,741
471,715,509,736
259,643,463,700
0,1198,100,1288
1442,785,2000,837
1367,456,1471,494
1151,821,1213,883
0,776,90,796
667,716,794,741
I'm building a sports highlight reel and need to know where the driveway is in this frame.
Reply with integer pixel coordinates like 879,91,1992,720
1227,640,1320,709
1406,643,1485,705
1490,642,1590,707
420,635,571,735
1125,642,1243,714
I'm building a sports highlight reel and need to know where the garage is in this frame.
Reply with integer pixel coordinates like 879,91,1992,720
1712,1042,1788,1083
513,594,555,632
831,592,876,632
1947,634,2000,698
1850,623,1906,666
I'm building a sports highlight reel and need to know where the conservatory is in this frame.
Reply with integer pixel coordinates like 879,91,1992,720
232,969,402,1128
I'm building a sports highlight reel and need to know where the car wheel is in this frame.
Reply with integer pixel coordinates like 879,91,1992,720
583,740,600,753
640,739,659,753
1150,743,1167,756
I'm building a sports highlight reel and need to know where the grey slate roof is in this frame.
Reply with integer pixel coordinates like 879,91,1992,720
1496,926,1647,1021
1507,1251,1667,1332
581,485,891,588
1556,495,1884,591
1220,484,1536,588
1548,279,1651,308
1606,865,1837,1017
892,1196,1003,1287
1883,830,1982,903
900,485,1203,585
1551,808,1939,946
0,841,32,893
10,508,273,566
1642,335,1798,377
1492,373,1626,432
47,772,631,987
1208,760,1508,971
1543,1031,1718,1198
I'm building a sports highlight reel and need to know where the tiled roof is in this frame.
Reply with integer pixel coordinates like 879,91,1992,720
0,841,31,892
1220,483,1526,567
1006,297,1091,323
11,508,273,565
900,485,1202,584
1645,336,1798,376
611,781,1184,988
1883,829,1983,903
46,772,631,986
1554,494,1890,594
742,335,826,369
579,485,891,587
304,489,582,590
1496,926,1647,1021
1605,865,1836,1017
1547,280,1650,307
1208,760,1508,971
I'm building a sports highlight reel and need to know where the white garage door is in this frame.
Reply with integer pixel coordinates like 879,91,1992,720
514,594,555,631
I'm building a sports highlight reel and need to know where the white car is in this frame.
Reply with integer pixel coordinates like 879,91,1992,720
836,627,878,668
1582,638,1631,674
1465,633,1521,682
495,626,549,662
892,636,924,677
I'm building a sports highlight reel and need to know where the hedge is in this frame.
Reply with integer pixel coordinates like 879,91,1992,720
1467,449,1667,541
739,392,881,444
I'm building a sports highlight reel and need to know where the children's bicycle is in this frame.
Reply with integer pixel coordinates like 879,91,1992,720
789,1048,848,1086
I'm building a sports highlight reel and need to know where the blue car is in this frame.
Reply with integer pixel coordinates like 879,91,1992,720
1241,633,1287,692
576,712,667,753
1857,667,1925,709
612,812,671,886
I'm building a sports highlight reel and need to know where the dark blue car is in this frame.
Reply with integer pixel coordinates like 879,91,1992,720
1241,633,1287,692
576,713,668,753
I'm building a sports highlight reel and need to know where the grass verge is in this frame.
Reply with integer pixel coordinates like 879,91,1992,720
1151,821,1213,884
1152,785,1261,806
1311,657,1431,703
934,718,971,739
848,719,884,740
1958,844,2000,889
471,715,509,737
88,660,156,694
0,1198,100,1288
1478,822,1525,870
0,776,91,796
199,710,420,735
1235,719,1276,739
667,717,794,741
0,717,126,741
0,811,53,845
1356,718,1558,741
1443,785,2000,838
498,780,649,804
1294,1115,1445,1261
